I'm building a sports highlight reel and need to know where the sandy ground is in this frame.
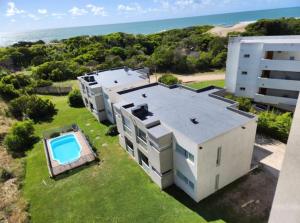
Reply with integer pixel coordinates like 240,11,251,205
208,21,255,37
150,72,225,83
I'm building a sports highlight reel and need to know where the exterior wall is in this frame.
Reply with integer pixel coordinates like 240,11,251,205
226,37,300,110
234,42,263,98
196,119,257,202
172,130,199,200
269,96,300,223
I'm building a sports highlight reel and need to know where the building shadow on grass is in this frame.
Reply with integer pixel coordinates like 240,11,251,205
165,168,277,223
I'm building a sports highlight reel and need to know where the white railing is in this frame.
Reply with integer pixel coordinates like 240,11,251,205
124,125,132,136
137,137,147,149
141,161,150,172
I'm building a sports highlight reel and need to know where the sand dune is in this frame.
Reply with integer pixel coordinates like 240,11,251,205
209,21,255,37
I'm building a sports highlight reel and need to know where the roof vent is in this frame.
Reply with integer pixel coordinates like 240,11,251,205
142,93,147,98
114,80,118,83
190,118,199,124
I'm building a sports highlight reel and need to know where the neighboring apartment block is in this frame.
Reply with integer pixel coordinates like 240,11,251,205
113,83,257,202
77,67,149,123
268,96,300,223
226,36,300,111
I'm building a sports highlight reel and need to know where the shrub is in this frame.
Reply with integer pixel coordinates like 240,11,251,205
35,79,53,87
0,167,13,183
68,89,84,107
9,95,56,121
105,125,119,136
0,82,20,100
4,120,36,155
257,111,292,142
225,94,252,112
158,74,181,86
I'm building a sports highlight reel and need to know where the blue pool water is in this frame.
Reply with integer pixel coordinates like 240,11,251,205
49,134,81,165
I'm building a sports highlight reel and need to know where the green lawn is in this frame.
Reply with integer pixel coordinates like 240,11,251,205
23,95,216,223
53,79,79,89
186,80,225,89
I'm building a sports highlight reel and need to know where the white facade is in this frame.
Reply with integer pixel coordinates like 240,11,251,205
114,84,257,202
269,95,300,222
226,36,300,111
77,67,149,123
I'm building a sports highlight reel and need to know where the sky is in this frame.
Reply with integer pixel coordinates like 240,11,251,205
0,0,300,33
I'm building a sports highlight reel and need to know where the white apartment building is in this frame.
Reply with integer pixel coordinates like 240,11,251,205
77,67,149,123
226,36,300,111
113,83,257,202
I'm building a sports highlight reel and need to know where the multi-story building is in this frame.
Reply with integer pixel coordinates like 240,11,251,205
113,83,257,202
226,36,300,111
268,95,300,223
77,67,149,123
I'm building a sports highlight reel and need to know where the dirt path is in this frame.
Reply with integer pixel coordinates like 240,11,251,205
150,72,225,83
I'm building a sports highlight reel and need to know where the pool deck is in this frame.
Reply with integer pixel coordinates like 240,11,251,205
44,130,97,177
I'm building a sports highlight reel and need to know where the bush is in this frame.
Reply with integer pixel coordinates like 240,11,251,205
257,111,292,142
4,120,36,155
225,94,252,112
158,74,181,86
68,89,84,107
0,167,13,183
9,95,56,121
50,132,60,138
35,79,53,87
105,125,119,136
0,82,20,100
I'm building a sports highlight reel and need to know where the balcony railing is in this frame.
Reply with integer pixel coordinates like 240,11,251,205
141,160,150,172
124,125,132,136
126,145,134,157
137,137,147,150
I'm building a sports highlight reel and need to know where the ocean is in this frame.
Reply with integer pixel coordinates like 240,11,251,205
1,6,300,46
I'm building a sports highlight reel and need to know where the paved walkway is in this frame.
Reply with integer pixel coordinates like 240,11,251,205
253,134,286,174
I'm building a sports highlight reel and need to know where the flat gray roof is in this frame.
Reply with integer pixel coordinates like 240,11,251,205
79,68,148,89
119,84,255,144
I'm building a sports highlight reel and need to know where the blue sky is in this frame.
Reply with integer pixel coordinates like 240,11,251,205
0,0,299,33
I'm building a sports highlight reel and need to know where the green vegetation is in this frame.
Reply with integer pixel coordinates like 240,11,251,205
4,120,36,156
158,74,181,85
257,111,292,143
225,94,253,112
68,89,84,107
0,167,13,183
186,79,225,89
23,95,210,223
9,95,56,121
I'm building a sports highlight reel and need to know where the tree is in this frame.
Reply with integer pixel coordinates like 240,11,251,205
9,95,56,121
68,89,84,107
4,120,36,156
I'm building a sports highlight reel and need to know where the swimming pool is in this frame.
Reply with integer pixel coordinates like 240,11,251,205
49,133,82,165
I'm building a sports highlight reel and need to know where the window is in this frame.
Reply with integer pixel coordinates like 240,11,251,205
240,87,246,91
241,71,247,75
90,103,94,110
176,143,194,163
244,54,250,58
290,56,295,60
216,146,222,166
215,174,220,190
176,170,194,190
84,98,88,105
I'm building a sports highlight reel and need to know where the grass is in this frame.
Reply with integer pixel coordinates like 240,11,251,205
23,95,215,223
53,80,79,89
186,80,225,89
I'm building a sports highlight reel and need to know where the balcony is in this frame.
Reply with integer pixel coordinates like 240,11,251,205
260,59,300,72
254,94,298,106
137,137,148,150
126,145,134,157
257,77,300,91
124,125,132,136
141,160,150,172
